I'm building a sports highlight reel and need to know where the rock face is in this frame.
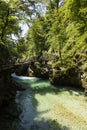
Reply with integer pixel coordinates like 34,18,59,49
27,60,51,79
50,66,82,88
81,72,87,95
26,57,82,88
0,70,22,130
28,62,82,88
0,68,25,108
0,73,14,107
15,64,29,76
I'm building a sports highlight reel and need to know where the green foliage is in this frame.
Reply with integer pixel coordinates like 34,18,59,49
0,0,46,64
0,0,87,69
27,15,49,57
24,0,87,69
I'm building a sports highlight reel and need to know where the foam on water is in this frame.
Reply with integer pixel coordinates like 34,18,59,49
11,73,37,80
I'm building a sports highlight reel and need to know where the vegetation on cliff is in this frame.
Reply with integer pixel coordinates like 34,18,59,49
0,0,87,88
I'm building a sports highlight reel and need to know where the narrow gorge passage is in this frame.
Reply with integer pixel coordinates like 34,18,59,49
12,74,87,130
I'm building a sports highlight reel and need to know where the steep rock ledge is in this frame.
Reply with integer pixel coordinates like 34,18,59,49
0,71,22,130
26,57,83,89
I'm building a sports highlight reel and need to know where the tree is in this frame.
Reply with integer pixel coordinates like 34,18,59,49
27,15,49,58
0,0,46,64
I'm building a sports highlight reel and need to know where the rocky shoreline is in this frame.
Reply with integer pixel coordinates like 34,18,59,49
0,56,87,129
20,56,87,94
0,72,24,130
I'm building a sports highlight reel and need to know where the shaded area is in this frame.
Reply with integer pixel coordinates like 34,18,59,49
0,74,22,130
17,119,70,130
0,102,20,130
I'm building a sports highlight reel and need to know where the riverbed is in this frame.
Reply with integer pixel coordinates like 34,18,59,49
12,74,87,130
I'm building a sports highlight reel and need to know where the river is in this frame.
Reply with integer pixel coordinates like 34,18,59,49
12,73,87,130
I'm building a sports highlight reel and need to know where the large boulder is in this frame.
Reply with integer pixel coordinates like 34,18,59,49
15,64,29,76
50,66,82,88
28,61,51,79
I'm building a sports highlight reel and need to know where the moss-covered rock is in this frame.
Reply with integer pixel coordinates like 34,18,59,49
28,61,50,79
50,66,82,88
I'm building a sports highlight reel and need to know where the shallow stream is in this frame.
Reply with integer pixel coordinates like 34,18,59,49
12,73,87,130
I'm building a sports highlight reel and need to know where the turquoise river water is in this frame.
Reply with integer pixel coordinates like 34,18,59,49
12,73,87,130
